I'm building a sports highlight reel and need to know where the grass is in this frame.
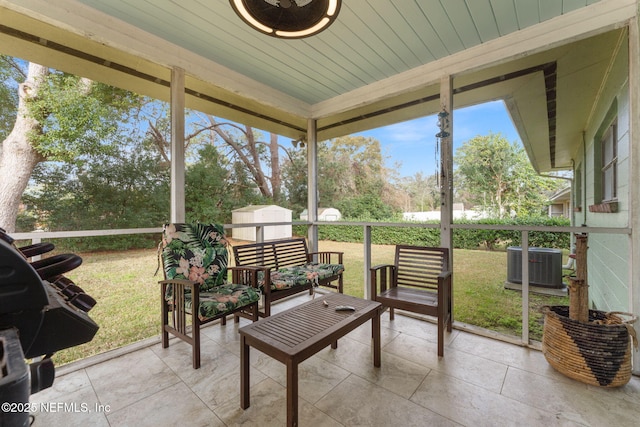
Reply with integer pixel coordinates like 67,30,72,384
53,241,568,366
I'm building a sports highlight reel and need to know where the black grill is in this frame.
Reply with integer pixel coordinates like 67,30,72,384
0,229,99,426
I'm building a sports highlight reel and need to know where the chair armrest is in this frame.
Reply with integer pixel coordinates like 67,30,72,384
308,251,344,264
159,278,200,293
438,270,452,281
370,263,394,272
370,264,396,298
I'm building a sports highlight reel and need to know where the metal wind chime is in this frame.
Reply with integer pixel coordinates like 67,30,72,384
435,109,450,189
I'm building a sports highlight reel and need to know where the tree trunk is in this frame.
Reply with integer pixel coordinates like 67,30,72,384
568,233,589,322
0,63,48,232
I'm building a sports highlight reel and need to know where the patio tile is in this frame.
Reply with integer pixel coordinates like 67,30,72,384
448,331,555,377
191,354,266,409
339,316,402,347
214,377,342,427
501,366,640,427
382,311,459,345
85,347,180,413
105,381,224,427
315,374,459,426
316,335,431,399
30,371,108,427
411,369,581,427
252,350,351,404
201,317,251,348
383,332,509,393
22,295,640,427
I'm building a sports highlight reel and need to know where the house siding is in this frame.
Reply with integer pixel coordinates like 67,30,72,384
574,37,631,313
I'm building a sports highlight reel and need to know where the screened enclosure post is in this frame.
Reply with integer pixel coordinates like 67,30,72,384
170,67,185,223
364,225,372,300
307,119,319,252
521,231,530,344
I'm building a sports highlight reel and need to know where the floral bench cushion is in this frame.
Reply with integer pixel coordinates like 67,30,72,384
264,263,345,291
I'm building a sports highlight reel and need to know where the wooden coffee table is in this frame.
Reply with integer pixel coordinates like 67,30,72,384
239,292,382,427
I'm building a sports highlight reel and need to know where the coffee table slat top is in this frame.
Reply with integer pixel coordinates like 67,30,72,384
239,293,380,362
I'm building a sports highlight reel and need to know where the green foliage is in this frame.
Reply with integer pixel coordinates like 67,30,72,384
185,145,234,223
295,216,570,250
0,56,21,141
282,136,402,219
455,133,563,217
27,73,140,161
21,142,169,250
453,217,570,250
335,194,399,220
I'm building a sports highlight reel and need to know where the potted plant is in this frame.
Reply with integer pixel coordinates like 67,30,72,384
541,233,637,387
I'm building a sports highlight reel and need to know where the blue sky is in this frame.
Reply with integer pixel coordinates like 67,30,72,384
352,100,522,178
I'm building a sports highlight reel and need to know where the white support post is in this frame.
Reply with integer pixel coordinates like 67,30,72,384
628,13,640,375
307,119,319,254
364,225,372,300
521,231,530,345
170,67,186,223
439,76,454,262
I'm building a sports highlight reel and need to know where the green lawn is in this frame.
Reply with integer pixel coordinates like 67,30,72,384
54,242,568,366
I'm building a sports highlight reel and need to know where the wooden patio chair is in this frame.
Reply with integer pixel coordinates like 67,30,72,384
370,245,452,357
158,223,260,369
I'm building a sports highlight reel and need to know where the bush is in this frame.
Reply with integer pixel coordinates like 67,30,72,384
296,216,570,250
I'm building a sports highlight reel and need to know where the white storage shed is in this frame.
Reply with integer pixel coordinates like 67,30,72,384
232,205,292,241
299,208,342,221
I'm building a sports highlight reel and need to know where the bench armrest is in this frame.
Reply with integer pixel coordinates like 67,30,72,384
308,251,343,264
228,265,268,290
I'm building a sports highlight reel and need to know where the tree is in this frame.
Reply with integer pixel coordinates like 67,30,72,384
185,144,263,223
0,59,140,232
399,172,439,212
454,133,561,218
206,117,289,203
281,136,403,219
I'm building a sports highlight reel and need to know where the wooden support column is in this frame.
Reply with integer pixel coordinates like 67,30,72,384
569,234,589,323
170,67,186,223
307,119,319,253
439,76,454,258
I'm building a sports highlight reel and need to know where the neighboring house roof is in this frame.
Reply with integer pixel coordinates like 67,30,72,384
232,205,291,213
549,187,571,203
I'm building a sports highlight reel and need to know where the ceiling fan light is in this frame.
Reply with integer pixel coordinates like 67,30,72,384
275,17,330,38
230,0,342,39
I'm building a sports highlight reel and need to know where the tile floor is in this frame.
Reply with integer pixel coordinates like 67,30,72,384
29,294,640,427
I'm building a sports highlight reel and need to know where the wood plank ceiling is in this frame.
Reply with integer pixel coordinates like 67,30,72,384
72,0,601,105
0,0,634,171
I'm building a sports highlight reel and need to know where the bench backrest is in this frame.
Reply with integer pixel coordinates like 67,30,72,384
394,245,449,291
233,238,309,270
161,223,229,292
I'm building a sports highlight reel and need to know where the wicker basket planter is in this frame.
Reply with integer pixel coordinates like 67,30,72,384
542,305,637,387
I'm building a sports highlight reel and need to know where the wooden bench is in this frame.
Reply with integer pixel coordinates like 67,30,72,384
370,245,452,357
232,238,344,317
